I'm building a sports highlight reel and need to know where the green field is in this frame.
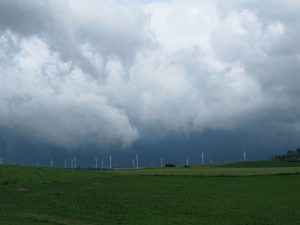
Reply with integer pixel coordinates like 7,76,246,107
0,161,300,225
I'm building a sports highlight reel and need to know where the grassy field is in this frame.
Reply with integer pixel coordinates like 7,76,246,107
0,161,300,225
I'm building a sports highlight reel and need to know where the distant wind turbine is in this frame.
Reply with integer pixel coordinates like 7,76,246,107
95,157,98,169
160,158,164,168
74,157,77,168
109,155,112,169
136,154,139,169
201,152,204,165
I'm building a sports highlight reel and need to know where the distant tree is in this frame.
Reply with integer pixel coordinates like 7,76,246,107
272,148,300,161
165,164,176,168
287,150,295,160
295,148,300,160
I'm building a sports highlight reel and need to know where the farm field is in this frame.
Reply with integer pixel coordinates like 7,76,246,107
115,161,300,176
0,161,300,225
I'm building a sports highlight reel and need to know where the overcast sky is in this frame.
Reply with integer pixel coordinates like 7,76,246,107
0,0,300,167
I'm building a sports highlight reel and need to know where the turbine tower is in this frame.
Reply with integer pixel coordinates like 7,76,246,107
109,155,112,169
132,159,135,168
0,155,3,165
243,152,246,161
186,159,189,166
95,157,98,169
101,160,104,169
50,159,53,168
74,157,77,169
71,159,73,169
136,154,139,169
64,160,67,169
201,152,204,165
160,158,164,168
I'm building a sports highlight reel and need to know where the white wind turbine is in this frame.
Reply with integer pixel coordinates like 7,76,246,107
95,157,98,169
160,158,164,168
136,154,139,169
109,155,112,169
243,152,247,161
74,157,77,168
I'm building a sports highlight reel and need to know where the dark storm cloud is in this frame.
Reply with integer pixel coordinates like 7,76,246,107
0,0,51,34
0,0,300,157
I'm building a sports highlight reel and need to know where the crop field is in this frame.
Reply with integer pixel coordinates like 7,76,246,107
0,161,300,225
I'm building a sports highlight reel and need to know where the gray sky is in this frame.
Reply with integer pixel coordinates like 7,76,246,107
0,0,300,166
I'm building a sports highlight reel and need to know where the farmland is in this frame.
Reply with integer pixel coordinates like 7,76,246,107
0,161,300,225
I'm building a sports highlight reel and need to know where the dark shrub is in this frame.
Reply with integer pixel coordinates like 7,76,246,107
1,180,8,185
165,164,176,167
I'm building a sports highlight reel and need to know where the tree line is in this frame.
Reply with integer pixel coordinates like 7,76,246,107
272,148,300,161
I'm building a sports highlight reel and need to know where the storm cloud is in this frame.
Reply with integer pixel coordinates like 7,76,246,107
0,0,300,154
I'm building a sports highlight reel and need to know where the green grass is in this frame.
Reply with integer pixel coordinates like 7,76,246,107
0,161,300,225
220,160,300,168
115,160,300,176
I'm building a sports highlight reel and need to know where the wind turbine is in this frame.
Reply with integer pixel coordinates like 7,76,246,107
136,154,139,169
95,157,98,169
101,160,104,169
74,157,77,169
186,159,189,166
64,160,67,169
160,158,164,168
71,159,74,169
0,155,3,165
201,152,204,165
132,159,135,168
109,155,112,169
243,152,246,161
50,159,53,168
